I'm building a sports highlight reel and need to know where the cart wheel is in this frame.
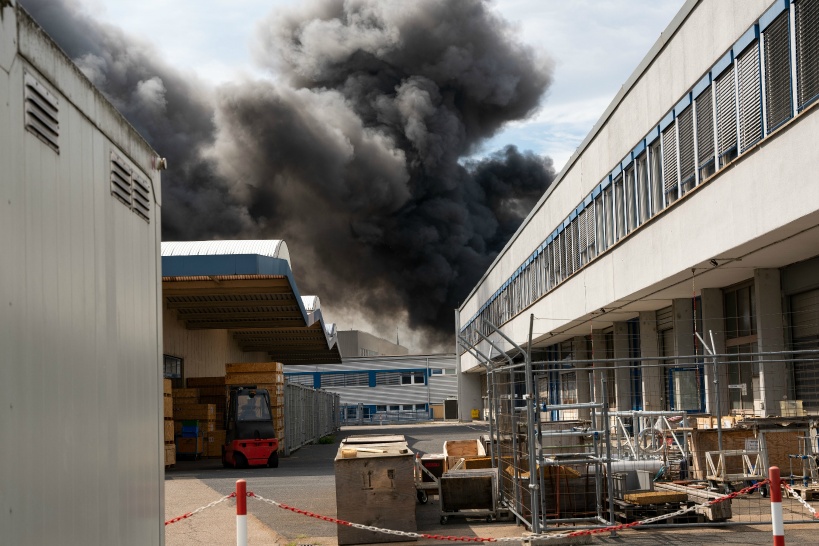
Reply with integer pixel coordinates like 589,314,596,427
417,490,428,504
485,516,493,523
440,516,448,525
760,484,769,497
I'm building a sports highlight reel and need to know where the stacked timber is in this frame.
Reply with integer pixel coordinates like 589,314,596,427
172,388,215,459
225,362,285,450
163,379,175,467
186,377,227,457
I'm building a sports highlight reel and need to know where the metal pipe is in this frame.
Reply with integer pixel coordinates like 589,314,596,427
525,314,540,534
602,375,616,533
542,402,604,411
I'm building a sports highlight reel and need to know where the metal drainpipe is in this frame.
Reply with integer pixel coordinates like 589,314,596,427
525,314,540,534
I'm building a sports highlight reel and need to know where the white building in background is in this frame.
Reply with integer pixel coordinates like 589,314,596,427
1,3,164,544
285,354,457,421
457,0,819,420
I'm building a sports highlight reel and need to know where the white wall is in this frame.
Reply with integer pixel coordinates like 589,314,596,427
1,6,164,544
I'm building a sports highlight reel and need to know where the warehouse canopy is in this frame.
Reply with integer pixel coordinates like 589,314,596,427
161,240,341,365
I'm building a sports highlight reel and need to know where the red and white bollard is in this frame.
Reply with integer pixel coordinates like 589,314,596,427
770,466,784,546
237,479,248,546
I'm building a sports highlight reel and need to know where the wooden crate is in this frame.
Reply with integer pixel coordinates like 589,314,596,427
164,420,174,442
163,394,173,419
186,376,225,388
176,435,204,457
172,388,199,399
462,457,493,470
164,444,176,467
444,439,486,471
173,404,216,421
163,378,172,395
205,431,227,457
334,436,416,545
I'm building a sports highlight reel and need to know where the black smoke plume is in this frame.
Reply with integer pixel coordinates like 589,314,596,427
20,0,555,349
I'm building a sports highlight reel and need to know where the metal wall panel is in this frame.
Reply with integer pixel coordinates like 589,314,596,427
1,10,163,545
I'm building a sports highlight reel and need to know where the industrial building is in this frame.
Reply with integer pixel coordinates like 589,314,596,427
457,0,819,421
336,329,409,358
285,353,457,423
1,4,164,544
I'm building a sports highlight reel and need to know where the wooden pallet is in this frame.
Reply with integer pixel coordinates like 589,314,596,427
613,499,702,525
788,485,819,500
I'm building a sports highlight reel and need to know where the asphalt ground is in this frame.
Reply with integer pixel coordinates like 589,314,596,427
165,422,819,545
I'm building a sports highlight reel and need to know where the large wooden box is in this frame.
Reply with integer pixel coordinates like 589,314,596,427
334,435,416,545
443,439,486,471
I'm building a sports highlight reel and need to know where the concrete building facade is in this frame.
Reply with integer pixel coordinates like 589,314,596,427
457,0,819,421
337,330,409,358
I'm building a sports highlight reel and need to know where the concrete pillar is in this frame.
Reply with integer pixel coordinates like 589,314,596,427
701,288,729,415
574,336,591,421
639,311,663,410
590,329,607,405
613,322,632,411
755,268,788,417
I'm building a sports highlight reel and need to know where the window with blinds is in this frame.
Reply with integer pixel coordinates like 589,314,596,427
764,11,793,130
636,153,650,224
695,86,716,180
716,65,738,166
613,174,625,241
625,165,637,231
677,106,696,194
569,218,580,273
578,209,590,265
595,193,607,253
603,186,614,249
649,141,663,214
661,126,678,205
553,234,563,284
737,41,763,152
796,0,819,109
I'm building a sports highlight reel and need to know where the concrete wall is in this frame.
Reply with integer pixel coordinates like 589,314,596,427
1,5,163,544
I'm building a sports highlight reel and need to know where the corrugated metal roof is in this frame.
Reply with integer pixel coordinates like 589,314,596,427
301,295,320,312
161,240,290,265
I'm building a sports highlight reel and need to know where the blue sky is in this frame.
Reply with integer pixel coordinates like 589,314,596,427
82,0,685,172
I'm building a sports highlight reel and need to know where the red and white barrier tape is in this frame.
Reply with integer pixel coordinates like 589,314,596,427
166,479,771,542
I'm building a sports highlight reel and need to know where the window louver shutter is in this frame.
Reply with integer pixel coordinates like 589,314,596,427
604,186,614,248
765,11,793,129
111,153,132,206
625,167,636,229
677,106,695,188
578,210,589,263
24,74,59,153
132,175,151,222
637,154,650,224
614,175,625,240
649,141,663,214
796,0,819,109
661,126,678,199
595,195,606,252
716,65,738,164
737,41,763,152
567,221,577,274
695,86,715,169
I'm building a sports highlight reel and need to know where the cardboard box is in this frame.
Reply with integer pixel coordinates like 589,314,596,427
163,378,172,395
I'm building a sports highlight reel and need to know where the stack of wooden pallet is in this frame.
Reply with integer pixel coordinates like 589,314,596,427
172,388,216,459
225,362,285,450
186,376,227,458
163,379,175,468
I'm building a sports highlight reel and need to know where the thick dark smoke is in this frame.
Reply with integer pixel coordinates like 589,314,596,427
20,0,555,349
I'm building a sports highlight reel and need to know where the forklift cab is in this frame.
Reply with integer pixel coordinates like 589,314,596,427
223,387,279,468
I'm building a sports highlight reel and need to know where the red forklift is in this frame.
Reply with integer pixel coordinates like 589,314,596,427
222,386,279,468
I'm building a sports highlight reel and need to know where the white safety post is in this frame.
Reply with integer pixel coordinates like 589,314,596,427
237,479,248,546
770,466,784,546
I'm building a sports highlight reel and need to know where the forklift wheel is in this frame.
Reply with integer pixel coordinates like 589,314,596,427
234,452,248,469
417,490,428,504
268,451,279,468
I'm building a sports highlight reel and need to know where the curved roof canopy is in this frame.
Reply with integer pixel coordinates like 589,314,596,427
161,240,340,365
